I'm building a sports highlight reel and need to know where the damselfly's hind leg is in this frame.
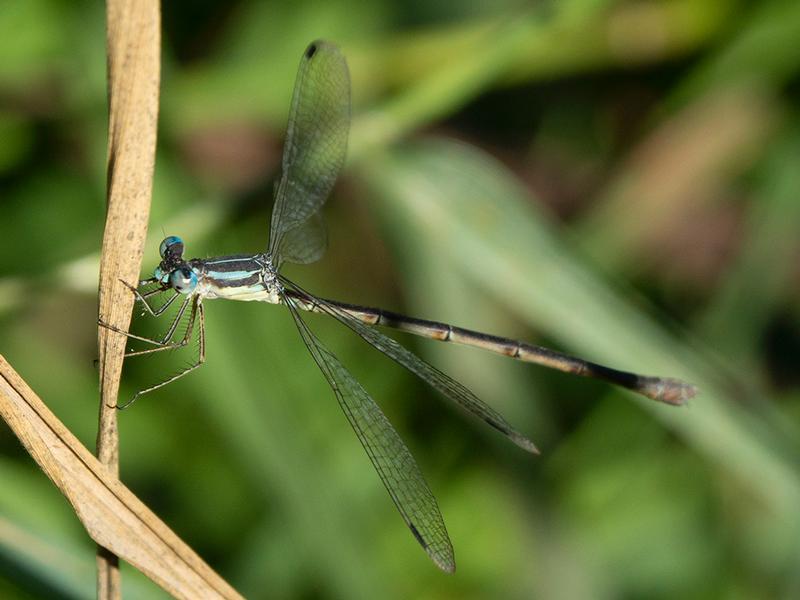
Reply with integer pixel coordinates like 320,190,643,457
117,297,206,410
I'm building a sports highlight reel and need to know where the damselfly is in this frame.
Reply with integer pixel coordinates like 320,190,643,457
102,40,696,572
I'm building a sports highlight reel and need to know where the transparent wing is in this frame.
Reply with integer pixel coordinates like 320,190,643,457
284,294,456,573
268,40,350,267
282,279,538,454
276,211,328,265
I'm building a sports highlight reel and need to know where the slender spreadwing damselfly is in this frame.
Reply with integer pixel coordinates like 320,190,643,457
101,40,696,572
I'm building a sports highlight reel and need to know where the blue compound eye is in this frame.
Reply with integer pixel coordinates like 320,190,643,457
159,236,184,259
169,267,198,294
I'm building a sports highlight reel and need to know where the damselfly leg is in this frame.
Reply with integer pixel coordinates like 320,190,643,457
99,286,206,409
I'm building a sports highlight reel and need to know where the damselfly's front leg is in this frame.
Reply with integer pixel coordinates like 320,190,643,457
121,278,178,317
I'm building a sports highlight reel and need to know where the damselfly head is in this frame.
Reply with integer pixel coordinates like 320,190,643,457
159,235,184,259
154,236,194,292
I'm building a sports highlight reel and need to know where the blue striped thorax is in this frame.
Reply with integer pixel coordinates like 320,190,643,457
154,236,282,304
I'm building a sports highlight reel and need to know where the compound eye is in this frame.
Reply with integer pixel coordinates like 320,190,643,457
159,236,184,259
169,267,198,294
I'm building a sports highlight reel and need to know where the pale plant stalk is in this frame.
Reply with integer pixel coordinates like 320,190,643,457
97,1,161,597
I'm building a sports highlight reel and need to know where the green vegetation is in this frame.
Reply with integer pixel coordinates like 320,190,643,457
1,1,798,598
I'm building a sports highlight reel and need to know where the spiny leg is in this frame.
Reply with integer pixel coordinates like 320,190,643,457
98,278,182,351
98,293,191,356
121,278,180,317
126,292,194,356
117,298,206,410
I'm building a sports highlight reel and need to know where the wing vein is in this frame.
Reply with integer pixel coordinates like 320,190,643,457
268,41,350,267
280,278,538,454
283,293,456,572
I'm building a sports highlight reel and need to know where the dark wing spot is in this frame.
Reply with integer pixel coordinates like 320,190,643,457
305,42,318,58
409,523,426,548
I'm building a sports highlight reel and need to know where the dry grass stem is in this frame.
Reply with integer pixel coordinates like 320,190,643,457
98,0,162,595
0,356,243,599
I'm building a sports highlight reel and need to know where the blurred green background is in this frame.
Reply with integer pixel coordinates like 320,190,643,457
1,0,800,598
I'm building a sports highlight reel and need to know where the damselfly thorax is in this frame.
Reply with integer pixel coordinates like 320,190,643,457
191,255,282,304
